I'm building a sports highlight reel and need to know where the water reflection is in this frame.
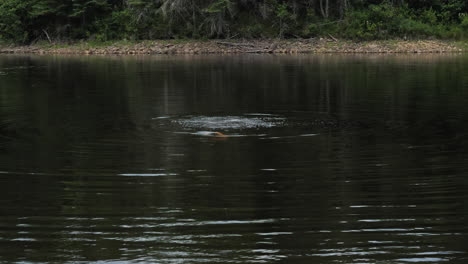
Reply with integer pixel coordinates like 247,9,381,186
0,54,468,263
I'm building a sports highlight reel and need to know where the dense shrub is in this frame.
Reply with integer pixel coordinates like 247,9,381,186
0,0,466,43
0,0,29,43
462,14,468,32
341,2,467,40
94,10,136,41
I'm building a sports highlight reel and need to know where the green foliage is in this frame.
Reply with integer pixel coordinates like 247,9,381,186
276,3,289,20
0,0,29,43
342,2,408,39
204,0,231,14
461,14,468,30
202,0,234,37
0,0,467,43
439,0,465,23
29,0,61,18
275,3,294,37
459,14,468,38
399,19,435,38
420,8,438,25
94,10,136,41
341,1,466,40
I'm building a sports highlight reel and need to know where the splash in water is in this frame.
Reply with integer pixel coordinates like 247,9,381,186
173,116,285,130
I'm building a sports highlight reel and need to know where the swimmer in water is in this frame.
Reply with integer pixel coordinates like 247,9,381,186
193,131,227,137
213,132,226,137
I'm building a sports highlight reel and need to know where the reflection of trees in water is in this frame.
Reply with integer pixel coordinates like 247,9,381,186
1,52,468,177
1,52,468,184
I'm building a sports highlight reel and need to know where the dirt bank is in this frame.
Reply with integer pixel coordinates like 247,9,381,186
0,39,466,55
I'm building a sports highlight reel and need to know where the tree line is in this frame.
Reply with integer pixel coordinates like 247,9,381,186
0,0,467,44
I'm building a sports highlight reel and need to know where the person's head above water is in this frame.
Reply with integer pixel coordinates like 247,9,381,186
213,132,226,137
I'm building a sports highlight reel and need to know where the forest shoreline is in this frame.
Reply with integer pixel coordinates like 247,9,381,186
0,39,466,55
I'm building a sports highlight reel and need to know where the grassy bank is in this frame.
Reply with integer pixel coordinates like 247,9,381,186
0,39,466,55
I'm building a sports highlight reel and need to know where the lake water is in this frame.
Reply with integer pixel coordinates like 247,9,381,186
1,54,468,264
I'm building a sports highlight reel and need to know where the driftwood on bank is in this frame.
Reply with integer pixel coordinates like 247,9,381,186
328,34,338,42
42,29,52,43
245,49,268,53
215,41,256,48
216,41,275,53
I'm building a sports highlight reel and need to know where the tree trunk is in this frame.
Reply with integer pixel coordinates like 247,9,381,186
192,0,197,37
339,0,349,18
326,0,329,18
320,0,328,18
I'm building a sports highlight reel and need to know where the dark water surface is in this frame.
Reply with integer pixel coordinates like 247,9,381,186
1,54,468,264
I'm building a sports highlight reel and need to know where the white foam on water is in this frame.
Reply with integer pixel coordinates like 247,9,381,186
396,257,448,262
243,113,277,116
300,133,319,137
118,173,178,177
173,116,285,130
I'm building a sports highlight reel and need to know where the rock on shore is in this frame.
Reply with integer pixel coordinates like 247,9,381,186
0,39,465,55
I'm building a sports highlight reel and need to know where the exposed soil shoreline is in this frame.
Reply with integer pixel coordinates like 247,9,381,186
0,39,466,55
